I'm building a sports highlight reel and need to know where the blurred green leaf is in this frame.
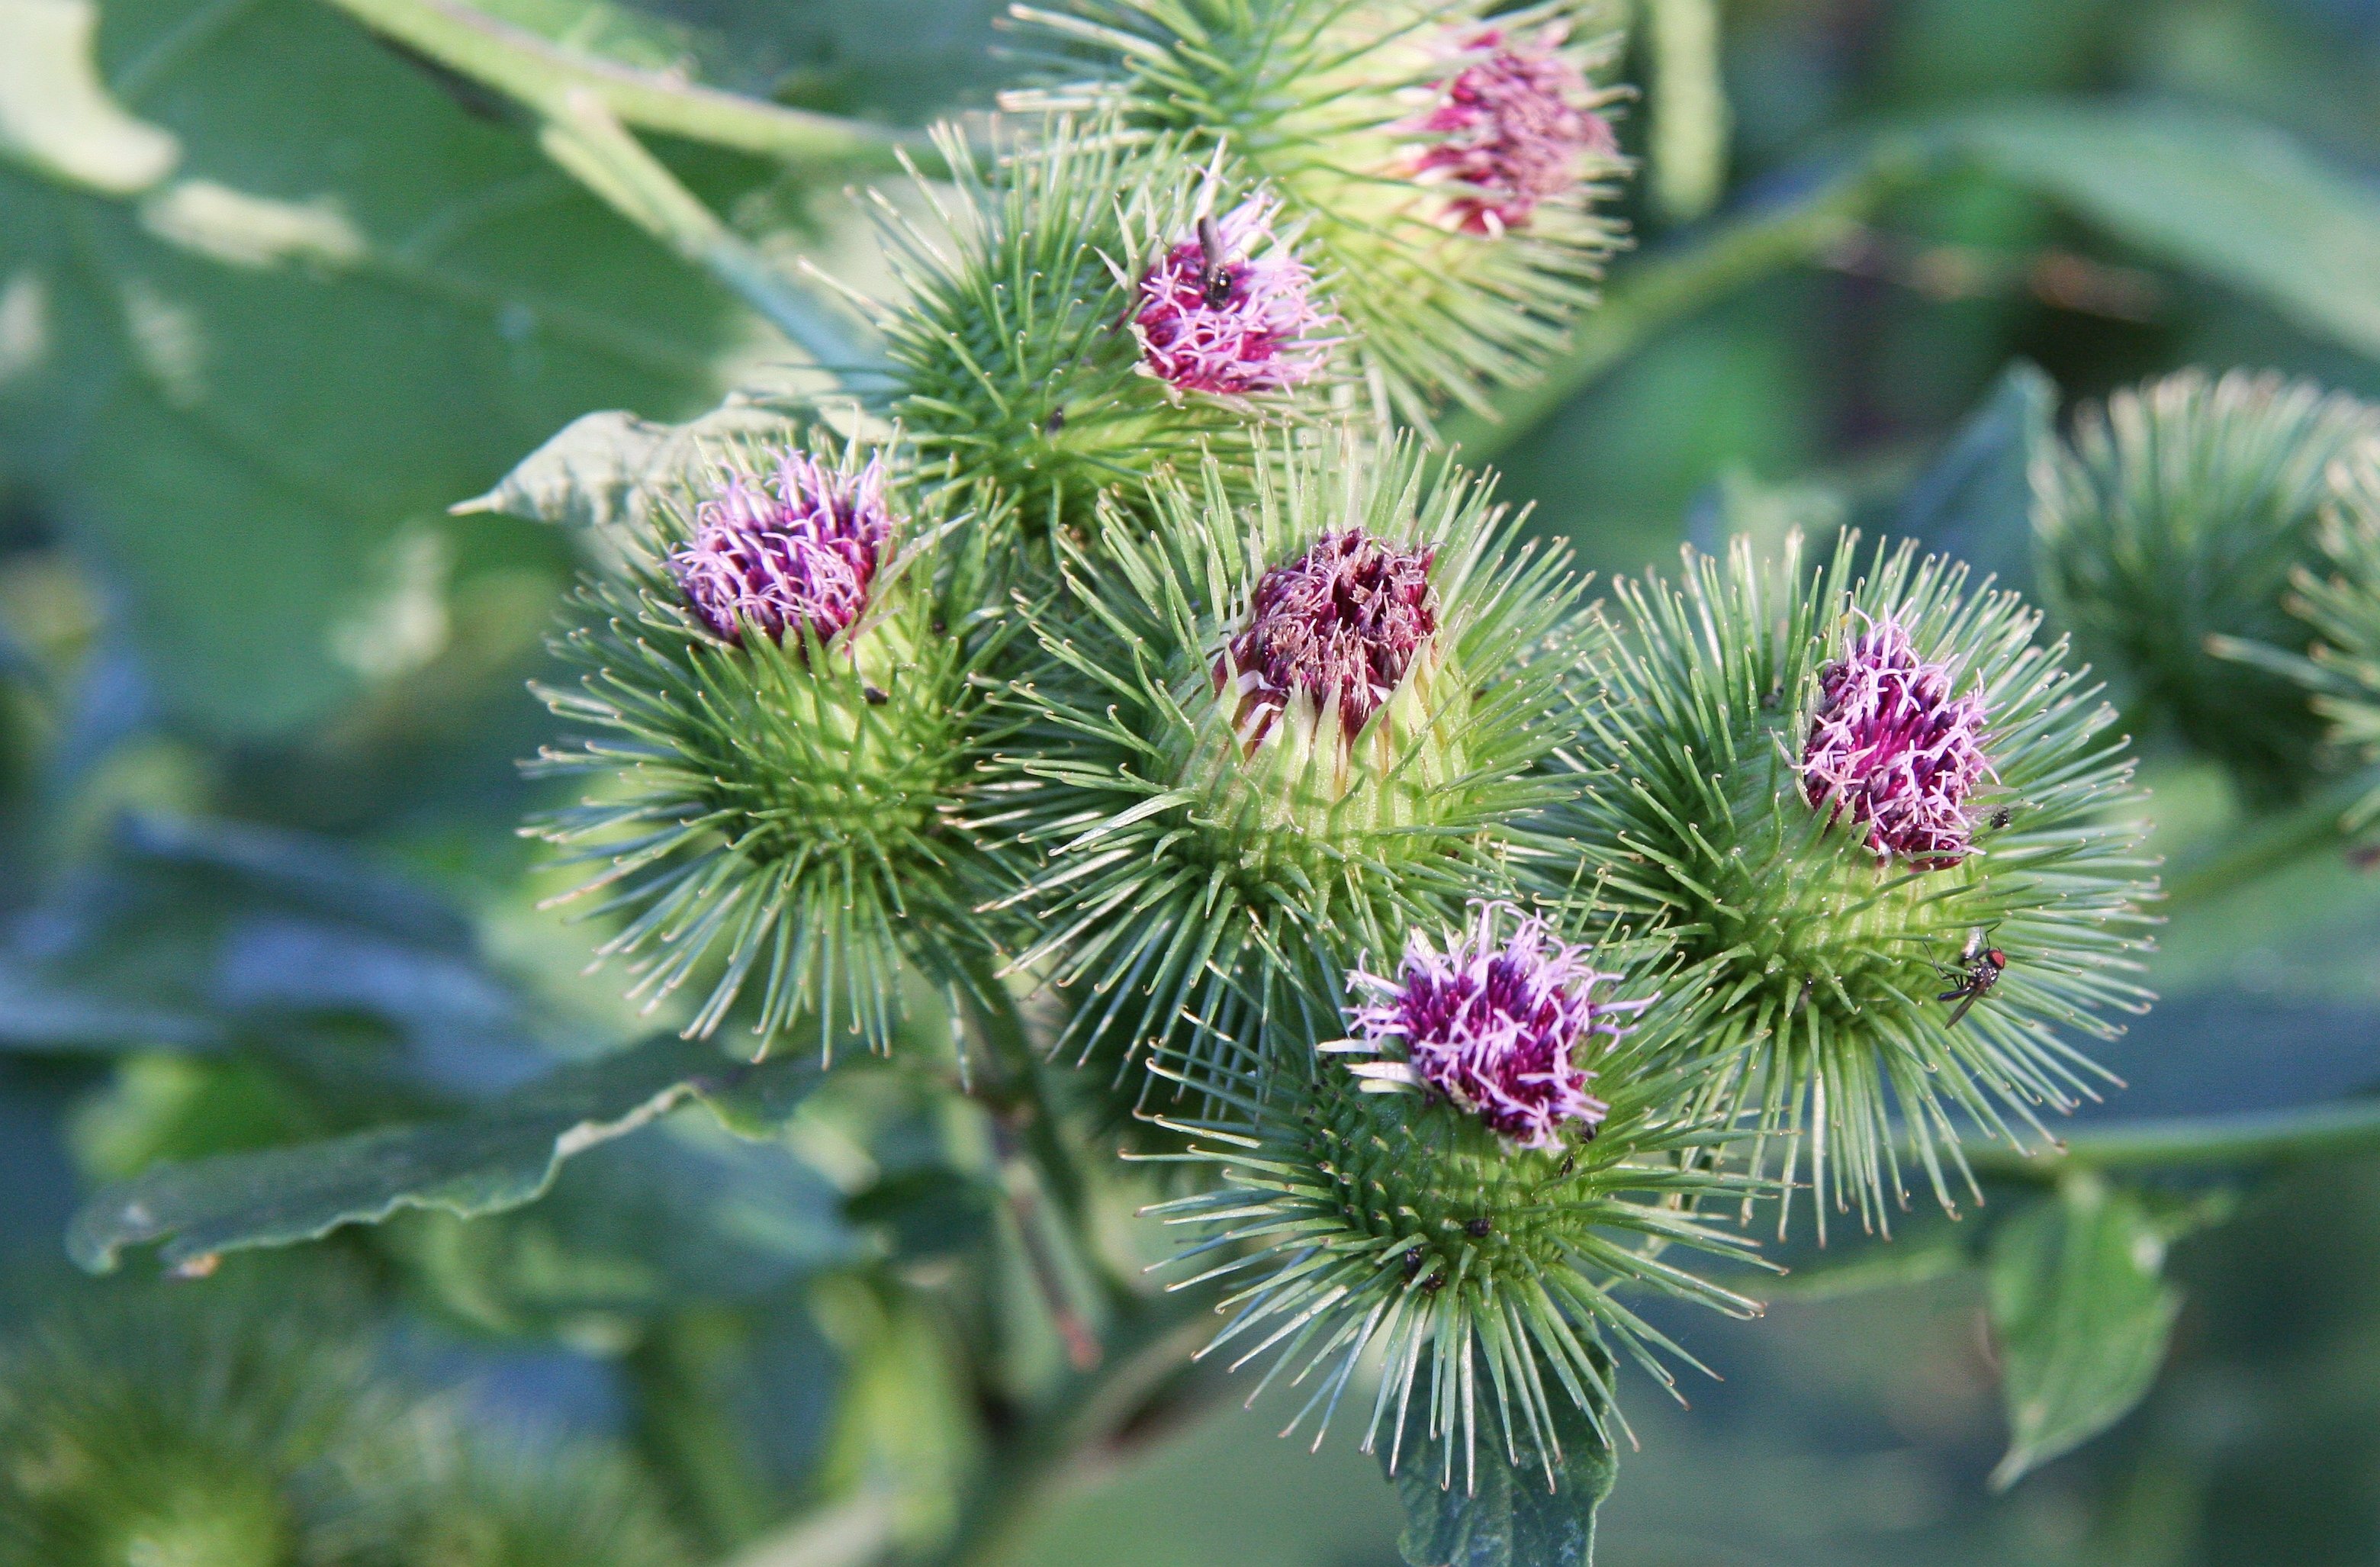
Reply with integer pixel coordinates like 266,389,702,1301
1986,1174,2182,1490
66,1031,819,1273
1384,1371,1616,1567
1949,103,2380,361
0,0,178,196
1892,358,2055,593
0,0,763,737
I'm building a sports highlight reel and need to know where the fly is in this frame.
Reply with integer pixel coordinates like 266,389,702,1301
1936,925,2005,1028
1197,214,1233,308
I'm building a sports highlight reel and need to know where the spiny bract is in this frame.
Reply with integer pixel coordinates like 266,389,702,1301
1548,532,2159,1235
1003,0,1631,428
528,432,1024,1058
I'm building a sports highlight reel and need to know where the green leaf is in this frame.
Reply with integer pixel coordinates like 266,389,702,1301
1892,359,2055,595
1948,102,2380,361
1383,1370,1617,1567
66,1031,819,1273
1986,1173,2183,1490
0,0,762,736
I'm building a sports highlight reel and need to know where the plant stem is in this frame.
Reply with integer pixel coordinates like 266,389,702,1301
2159,764,2380,912
1439,146,1926,462
312,0,925,169
534,88,884,373
1963,1098,2380,1181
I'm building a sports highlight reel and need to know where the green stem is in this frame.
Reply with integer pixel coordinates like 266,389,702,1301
1439,145,1927,462
312,0,925,170
2160,763,2380,912
1963,1098,2380,1182
533,88,883,372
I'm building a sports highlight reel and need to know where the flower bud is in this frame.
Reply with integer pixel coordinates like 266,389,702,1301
2034,368,2379,805
1004,2,1630,426
865,121,1335,534
530,435,1021,1057
1141,927,1761,1485
989,434,1593,1109
1551,532,2158,1234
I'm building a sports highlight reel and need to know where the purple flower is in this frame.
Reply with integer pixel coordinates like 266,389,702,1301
669,452,893,648
1345,905,1646,1150
1133,195,1328,396
1406,24,1615,238
1797,611,1997,869
1221,529,1438,745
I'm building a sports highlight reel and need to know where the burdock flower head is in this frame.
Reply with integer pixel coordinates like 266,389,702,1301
1549,532,2159,1234
1224,528,1437,745
2036,368,2379,805
1132,195,1330,397
530,434,1024,1057
1407,23,1617,236
1339,903,1644,1150
1002,0,1630,427
864,121,1334,535
990,435,1593,1112
669,450,891,647
1798,611,1996,869
1137,940,1761,1491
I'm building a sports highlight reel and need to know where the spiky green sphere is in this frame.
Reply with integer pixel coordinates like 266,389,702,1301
1549,533,2158,1233
529,433,1024,1057
1143,939,1761,1488
989,436,1593,1109
2034,367,2379,805
1005,0,1631,426
863,120,1336,536
2259,444,2380,837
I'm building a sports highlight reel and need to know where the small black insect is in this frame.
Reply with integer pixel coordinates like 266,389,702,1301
863,685,889,706
1557,1151,1574,1179
1989,805,2015,830
1044,407,1066,435
931,617,947,637
1420,1270,1446,1294
1465,1216,1492,1238
1936,924,2005,1028
1195,214,1234,308
1402,1247,1425,1278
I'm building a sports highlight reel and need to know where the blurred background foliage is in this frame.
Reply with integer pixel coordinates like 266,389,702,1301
5,0,2380,1563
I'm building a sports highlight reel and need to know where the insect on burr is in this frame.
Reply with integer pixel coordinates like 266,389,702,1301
1937,925,2006,1027
1196,214,1233,308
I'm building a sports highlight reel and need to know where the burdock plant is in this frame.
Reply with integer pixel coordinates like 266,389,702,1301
1549,533,2159,1234
1003,0,1631,426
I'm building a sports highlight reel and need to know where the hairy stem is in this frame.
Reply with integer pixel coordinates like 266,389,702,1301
533,88,884,372
1439,146,1926,462
1964,1097,2380,1181
312,0,924,169
2160,763,2380,912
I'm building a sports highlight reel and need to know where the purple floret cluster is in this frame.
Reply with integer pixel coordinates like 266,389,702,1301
670,452,893,648
1221,528,1438,745
1350,905,1645,1150
1407,24,1614,237
1134,196,1328,396
1798,611,1996,869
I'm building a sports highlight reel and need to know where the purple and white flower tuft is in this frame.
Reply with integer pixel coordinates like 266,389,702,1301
1336,905,1646,1150
1221,529,1438,745
1798,611,1997,869
1405,24,1616,238
670,452,893,648
1133,195,1328,396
